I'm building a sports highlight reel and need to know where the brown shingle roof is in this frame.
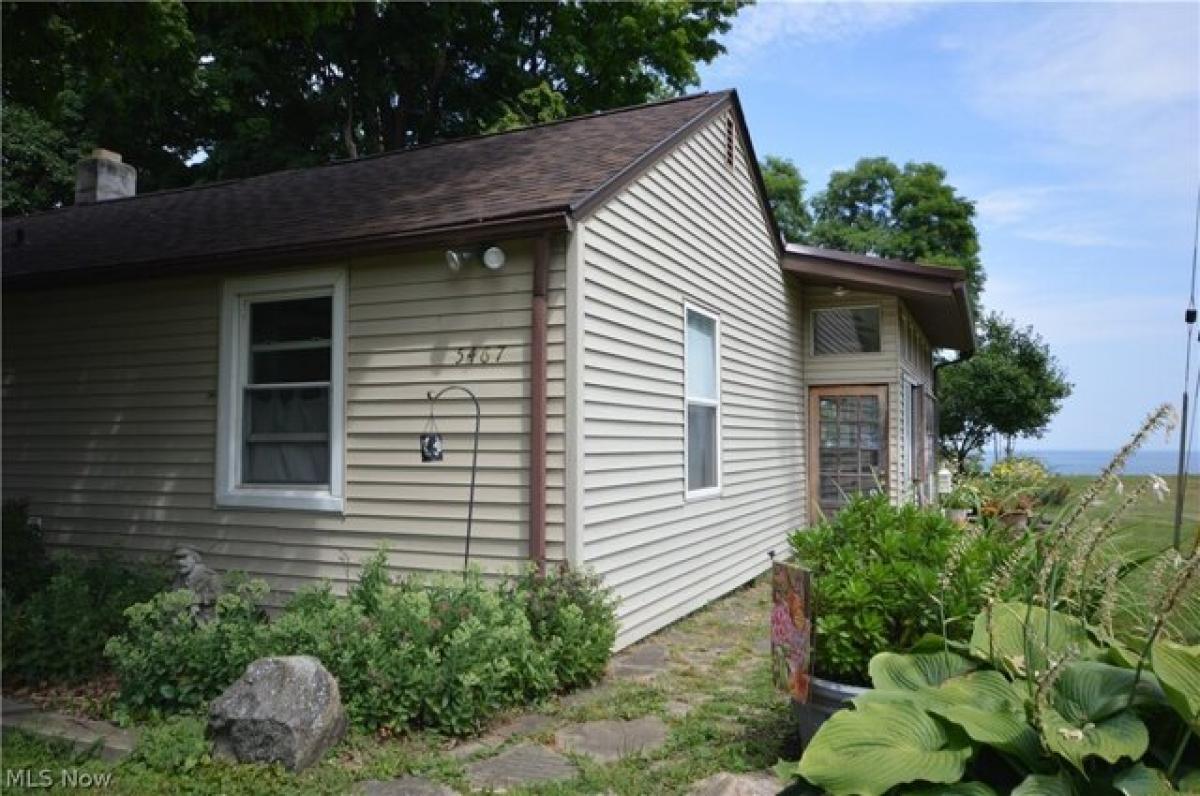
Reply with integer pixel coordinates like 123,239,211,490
3,91,731,284
783,244,975,353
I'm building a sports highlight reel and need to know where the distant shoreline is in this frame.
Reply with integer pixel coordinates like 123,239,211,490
986,449,1197,476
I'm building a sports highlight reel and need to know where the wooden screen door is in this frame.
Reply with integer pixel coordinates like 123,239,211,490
808,385,888,518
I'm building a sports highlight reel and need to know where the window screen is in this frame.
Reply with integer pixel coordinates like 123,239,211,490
242,296,333,485
813,307,881,355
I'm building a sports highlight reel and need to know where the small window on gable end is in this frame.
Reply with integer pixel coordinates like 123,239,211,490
217,269,346,512
813,306,881,355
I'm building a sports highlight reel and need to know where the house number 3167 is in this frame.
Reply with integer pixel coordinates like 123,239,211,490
454,346,506,365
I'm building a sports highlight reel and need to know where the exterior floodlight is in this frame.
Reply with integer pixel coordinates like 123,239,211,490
445,249,472,272
482,246,506,270
832,285,848,298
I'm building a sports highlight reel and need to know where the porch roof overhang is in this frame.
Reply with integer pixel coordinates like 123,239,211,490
782,244,976,354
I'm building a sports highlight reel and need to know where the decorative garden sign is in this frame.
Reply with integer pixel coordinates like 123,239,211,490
770,560,814,704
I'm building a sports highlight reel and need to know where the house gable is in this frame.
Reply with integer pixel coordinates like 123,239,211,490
571,101,804,647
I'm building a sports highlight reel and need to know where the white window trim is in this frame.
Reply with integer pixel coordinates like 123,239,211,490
216,269,347,513
811,304,882,356
683,302,722,500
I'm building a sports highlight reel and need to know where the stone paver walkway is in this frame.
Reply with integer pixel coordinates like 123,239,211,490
609,644,670,682
554,717,668,763
688,772,782,796
436,574,792,793
1,697,136,762
356,776,459,795
465,743,578,792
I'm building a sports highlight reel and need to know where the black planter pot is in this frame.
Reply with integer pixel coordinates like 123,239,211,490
793,675,869,748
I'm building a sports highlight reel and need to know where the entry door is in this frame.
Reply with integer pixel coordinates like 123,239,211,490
809,386,888,518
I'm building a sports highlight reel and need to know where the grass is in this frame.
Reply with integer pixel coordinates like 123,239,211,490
0,578,797,795
1054,473,1200,643
1057,474,1200,557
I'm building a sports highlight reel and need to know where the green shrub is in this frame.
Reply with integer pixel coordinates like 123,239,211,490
3,555,169,683
105,550,612,736
104,580,271,714
507,563,618,690
406,572,557,733
789,493,1022,685
2,498,52,604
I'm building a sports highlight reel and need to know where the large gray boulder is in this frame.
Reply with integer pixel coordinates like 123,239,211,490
208,656,347,771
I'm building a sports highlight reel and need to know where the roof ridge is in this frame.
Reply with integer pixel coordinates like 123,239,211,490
9,90,728,221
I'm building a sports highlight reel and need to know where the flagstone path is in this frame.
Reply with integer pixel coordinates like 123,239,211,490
367,573,798,794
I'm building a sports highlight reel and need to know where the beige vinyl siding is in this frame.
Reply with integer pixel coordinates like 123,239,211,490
578,113,805,648
2,237,566,599
801,287,903,501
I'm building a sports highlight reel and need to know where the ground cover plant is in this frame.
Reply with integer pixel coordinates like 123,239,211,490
790,404,1200,794
1,500,169,685
104,549,617,736
788,493,1025,685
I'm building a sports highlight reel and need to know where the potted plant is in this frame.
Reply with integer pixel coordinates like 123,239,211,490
939,486,976,526
786,494,1016,746
997,490,1035,532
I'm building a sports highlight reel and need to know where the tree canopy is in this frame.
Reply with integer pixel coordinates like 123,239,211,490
759,155,985,309
938,313,1072,470
760,155,1070,462
759,155,811,243
1,1,743,215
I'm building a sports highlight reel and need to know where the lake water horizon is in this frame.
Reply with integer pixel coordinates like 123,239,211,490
988,448,1197,476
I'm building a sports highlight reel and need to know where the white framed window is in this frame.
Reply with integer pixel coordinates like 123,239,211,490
813,306,881,355
216,269,346,512
684,304,721,498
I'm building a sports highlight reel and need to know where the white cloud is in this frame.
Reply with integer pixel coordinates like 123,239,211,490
950,4,1199,191
975,187,1048,226
1016,225,1133,249
984,275,1177,346
711,1,931,76
974,184,1140,248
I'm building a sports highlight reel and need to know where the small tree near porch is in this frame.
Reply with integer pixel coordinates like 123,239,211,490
938,313,1072,471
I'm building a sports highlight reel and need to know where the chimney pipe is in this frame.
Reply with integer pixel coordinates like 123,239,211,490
75,149,136,204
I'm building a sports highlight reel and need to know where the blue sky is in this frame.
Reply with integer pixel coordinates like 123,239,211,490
698,2,1199,451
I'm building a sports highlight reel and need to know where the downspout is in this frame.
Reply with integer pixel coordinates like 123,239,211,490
934,340,975,470
529,234,550,572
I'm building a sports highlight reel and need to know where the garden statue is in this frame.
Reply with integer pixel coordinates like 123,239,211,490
173,547,222,621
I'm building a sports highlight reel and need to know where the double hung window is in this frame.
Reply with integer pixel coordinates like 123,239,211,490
217,270,345,512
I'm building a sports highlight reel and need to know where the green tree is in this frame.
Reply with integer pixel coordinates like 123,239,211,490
485,82,570,134
1,1,207,204
1,1,743,213
759,155,811,242
1,105,74,215
938,313,1072,470
193,1,742,175
809,156,985,308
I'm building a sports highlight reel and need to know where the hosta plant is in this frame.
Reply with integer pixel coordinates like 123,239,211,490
792,604,1199,795
792,406,1199,795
